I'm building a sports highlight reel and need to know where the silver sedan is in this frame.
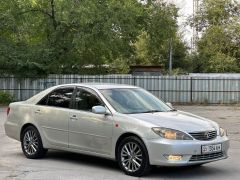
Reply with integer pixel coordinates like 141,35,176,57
4,84,229,177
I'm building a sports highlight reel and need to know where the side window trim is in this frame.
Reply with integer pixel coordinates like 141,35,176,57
37,92,51,106
72,86,105,112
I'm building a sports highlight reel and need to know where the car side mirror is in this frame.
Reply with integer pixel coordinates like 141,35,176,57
166,102,173,109
92,106,107,114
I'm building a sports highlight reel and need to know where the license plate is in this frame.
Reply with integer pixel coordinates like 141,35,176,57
201,144,222,154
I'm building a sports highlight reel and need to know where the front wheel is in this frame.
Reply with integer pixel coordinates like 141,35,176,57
117,136,151,177
21,126,47,159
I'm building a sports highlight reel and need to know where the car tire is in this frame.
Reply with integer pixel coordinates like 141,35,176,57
117,136,151,177
21,126,47,159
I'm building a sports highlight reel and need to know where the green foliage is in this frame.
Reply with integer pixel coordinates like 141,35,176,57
207,52,239,73
146,2,178,66
132,2,188,71
3,0,240,74
0,91,13,105
132,32,151,65
191,0,240,73
171,68,188,75
109,57,130,74
0,0,188,75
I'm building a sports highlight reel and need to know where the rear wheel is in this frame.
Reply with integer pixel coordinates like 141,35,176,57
117,136,151,177
21,126,47,159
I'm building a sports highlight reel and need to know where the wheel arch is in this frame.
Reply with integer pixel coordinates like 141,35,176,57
20,123,38,140
115,132,147,160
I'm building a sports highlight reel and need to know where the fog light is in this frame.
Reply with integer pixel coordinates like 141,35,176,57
167,155,182,161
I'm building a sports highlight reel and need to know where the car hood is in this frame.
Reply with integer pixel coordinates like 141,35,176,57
128,110,218,133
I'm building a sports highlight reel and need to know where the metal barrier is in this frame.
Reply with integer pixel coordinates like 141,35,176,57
0,75,240,103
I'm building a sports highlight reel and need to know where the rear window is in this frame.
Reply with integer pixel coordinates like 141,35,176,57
37,87,74,108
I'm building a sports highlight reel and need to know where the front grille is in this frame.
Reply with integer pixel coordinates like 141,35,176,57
189,131,217,141
189,152,224,162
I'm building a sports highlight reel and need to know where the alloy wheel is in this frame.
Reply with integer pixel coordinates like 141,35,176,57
23,130,39,155
120,142,143,172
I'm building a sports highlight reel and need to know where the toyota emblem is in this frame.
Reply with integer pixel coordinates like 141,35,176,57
205,132,211,138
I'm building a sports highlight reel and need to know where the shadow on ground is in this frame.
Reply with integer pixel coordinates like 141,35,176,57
38,150,230,179
149,165,229,179
45,150,119,171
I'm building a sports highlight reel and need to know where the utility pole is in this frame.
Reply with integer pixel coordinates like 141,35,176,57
169,37,173,76
192,0,200,51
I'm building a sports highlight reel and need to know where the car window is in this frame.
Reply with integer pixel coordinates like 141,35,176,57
38,95,48,105
100,88,172,114
38,87,74,108
73,88,103,112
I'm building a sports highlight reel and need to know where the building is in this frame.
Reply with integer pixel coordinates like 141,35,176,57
130,66,162,76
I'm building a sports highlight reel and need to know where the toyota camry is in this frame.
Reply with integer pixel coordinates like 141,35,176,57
4,84,229,176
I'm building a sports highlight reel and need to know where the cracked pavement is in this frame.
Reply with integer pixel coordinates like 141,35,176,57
0,105,240,180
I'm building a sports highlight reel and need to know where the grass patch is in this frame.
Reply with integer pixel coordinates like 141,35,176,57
0,91,13,106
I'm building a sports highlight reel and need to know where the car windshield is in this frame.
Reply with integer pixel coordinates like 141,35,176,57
100,88,173,114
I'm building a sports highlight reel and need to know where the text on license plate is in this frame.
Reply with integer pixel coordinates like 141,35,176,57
202,144,222,154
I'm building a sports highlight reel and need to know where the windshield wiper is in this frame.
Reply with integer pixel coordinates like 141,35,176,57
140,110,162,113
127,109,163,114
169,109,177,111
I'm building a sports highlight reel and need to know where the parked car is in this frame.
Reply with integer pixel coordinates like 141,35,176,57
4,84,229,177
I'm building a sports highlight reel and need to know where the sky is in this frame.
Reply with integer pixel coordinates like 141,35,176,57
168,0,193,16
141,0,196,46
166,0,194,46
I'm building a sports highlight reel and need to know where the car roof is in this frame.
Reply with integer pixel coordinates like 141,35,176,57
25,83,138,104
56,83,138,90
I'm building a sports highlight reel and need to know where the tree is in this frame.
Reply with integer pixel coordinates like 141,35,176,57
0,0,147,76
191,0,240,73
131,1,188,73
0,0,188,75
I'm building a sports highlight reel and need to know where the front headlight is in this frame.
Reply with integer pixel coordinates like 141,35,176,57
152,127,193,140
220,127,227,137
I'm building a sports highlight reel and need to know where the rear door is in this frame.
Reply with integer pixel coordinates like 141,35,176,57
69,87,113,155
35,87,74,148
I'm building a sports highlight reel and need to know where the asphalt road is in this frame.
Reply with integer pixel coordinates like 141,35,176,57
0,105,240,180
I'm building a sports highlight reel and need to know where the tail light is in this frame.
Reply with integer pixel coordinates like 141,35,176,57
7,107,10,116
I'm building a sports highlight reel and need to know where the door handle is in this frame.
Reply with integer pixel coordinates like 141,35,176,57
70,115,78,121
35,109,41,114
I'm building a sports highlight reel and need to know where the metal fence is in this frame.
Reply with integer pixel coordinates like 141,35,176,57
0,75,240,104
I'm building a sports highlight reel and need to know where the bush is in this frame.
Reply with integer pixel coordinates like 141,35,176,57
0,91,13,105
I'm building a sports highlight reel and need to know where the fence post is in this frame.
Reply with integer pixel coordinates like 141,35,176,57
19,80,22,101
133,77,136,86
190,77,193,103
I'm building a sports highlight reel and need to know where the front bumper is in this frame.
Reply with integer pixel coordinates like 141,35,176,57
143,136,229,166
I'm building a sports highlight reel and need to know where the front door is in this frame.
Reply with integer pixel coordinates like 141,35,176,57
69,87,113,155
